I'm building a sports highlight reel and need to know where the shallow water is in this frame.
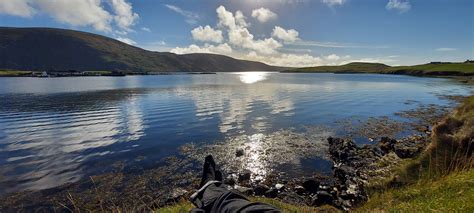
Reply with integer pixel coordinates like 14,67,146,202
0,73,471,194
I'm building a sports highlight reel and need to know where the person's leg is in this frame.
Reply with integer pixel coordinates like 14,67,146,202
190,155,280,212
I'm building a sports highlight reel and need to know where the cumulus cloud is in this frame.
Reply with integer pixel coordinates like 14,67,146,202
0,0,35,17
216,6,282,55
386,0,411,13
272,26,299,43
141,27,151,32
116,37,137,45
191,25,224,43
165,4,200,24
108,0,139,31
436,48,456,52
171,43,233,55
171,5,364,67
251,8,277,23
0,0,139,33
322,0,346,7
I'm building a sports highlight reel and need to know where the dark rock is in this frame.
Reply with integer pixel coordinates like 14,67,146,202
254,184,270,196
334,165,355,182
302,179,319,194
238,171,251,182
294,185,305,195
378,137,397,154
311,191,333,206
265,188,279,198
236,148,244,157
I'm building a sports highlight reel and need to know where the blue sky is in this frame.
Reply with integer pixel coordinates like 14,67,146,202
0,0,472,66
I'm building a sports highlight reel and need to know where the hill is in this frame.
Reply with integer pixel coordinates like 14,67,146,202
0,27,280,72
289,62,474,76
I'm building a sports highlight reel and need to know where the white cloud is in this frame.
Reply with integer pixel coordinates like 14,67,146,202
141,27,151,32
386,0,411,13
0,0,139,33
35,0,113,32
191,25,224,43
108,0,139,32
116,37,136,45
322,0,346,7
436,48,457,52
171,43,233,55
0,0,35,17
217,6,282,54
272,26,299,43
165,4,200,24
326,54,340,61
251,8,277,23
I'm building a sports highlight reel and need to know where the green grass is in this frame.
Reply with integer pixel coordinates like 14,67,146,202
290,62,474,76
390,63,474,73
357,170,474,212
0,70,32,76
156,197,337,213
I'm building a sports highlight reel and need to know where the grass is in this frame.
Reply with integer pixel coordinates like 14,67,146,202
156,197,337,213
358,169,474,212
290,62,474,76
358,95,474,212
0,70,33,76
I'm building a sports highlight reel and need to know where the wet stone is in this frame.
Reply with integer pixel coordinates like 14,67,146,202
264,188,279,198
311,191,333,206
302,179,319,194
294,185,305,195
254,184,270,196
275,183,284,190
238,171,251,182
236,148,244,157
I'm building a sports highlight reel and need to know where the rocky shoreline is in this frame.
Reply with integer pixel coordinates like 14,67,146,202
203,134,429,211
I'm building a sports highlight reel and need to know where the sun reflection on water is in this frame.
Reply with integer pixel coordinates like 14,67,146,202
236,72,270,84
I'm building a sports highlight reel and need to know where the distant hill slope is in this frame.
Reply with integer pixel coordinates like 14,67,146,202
0,27,281,72
289,62,474,76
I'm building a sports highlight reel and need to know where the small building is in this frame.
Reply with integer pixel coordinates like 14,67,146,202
40,71,48,77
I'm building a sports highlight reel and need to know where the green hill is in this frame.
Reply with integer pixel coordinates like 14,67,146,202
0,27,281,72
289,62,474,76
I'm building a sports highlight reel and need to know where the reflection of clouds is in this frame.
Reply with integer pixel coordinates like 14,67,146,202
182,73,311,134
0,90,145,193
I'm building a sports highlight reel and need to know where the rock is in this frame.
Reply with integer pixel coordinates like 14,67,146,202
294,185,305,195
254,184,270,196
236,148,244,157
334,165,355,182
275,183,285,190
378,137,397,154
265,188,279,198
302,179,319,194
234,185,253,195
238,171,251,182
311,191,333,206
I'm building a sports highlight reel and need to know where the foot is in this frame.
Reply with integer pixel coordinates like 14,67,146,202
200,155,219,187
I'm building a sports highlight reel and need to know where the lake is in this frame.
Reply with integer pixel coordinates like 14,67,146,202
0,73,472,194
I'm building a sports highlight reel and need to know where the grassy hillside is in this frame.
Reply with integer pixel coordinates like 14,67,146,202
360,95,474,211
291,62,390,73
0,27,280,72
290,62,474,76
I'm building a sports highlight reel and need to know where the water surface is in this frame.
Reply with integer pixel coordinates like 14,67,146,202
0,73,471,194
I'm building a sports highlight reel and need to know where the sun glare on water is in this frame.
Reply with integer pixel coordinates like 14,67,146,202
237,72,270,84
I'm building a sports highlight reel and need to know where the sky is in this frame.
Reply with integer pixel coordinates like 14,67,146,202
0,0,473,67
